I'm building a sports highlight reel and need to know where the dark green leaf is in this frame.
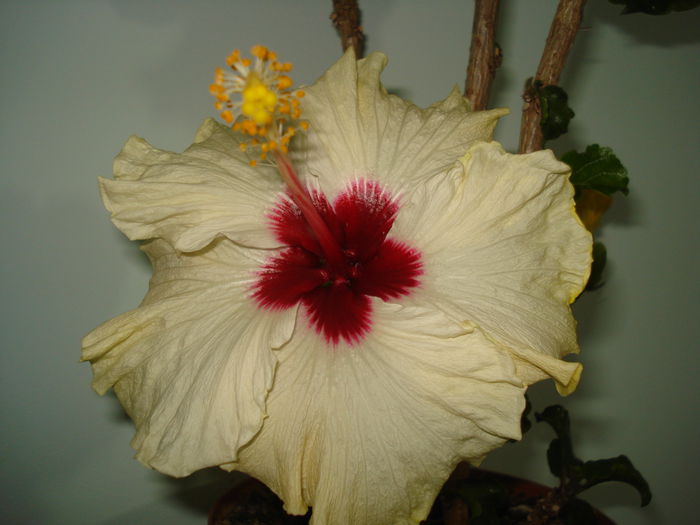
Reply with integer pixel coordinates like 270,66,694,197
521,394,533,436
535,406,653,512
580,455,652,506
563,144,630,196
539,85,575,141
546,437,566,477
609,0,700,15
536,405,572,442
586,242,607,291
536,405,582,478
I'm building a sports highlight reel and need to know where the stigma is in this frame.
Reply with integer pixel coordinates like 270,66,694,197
209,45,306,164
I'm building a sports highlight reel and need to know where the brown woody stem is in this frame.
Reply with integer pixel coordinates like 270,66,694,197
331,0,365,58
518,0,587,153
464,0,501,111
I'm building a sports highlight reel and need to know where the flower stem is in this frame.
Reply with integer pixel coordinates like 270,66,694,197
331,0,365,58
464,0,501,111
273,152,347,273
518,0,587,153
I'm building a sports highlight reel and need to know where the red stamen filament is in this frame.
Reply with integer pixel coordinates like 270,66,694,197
273,152,347,274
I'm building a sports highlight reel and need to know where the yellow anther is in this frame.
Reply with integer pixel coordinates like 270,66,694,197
239,143,247,151
241,120,257,135
226,50,241,67
249,159,257,167
251,45,269,60
209,83,224,95
261,143,270,153
296,90,305,98
221,110,234,124
299,121,309,130
241,58,251,67
277,76,293,90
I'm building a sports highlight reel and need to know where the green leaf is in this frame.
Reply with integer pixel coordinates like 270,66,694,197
563,144,630,196
536,405,582,478
580,455,652,506
535,405,653,512
586,242,607,291
609,0,700,15
536,405,572,445
539,85,575,141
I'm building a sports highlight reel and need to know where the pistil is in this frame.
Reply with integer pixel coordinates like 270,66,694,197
209,46,347,277
273,152,347,275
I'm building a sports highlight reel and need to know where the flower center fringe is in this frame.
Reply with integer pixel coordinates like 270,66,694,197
252,179,423,345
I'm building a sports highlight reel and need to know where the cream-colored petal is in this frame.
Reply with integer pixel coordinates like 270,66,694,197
393,142,591,392
82,238,297,476
101,119,285,252
300,50,508,197
231,302,525,525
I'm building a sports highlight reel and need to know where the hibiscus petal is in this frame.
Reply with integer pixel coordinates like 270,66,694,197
302,284,373,345
81,238,296,476
100,119,285,252
333,179,399,261
394,141,591,393
301,49,508,197
229,302,525,525
267,191,341,256
253,247,327,310
356,238,423,300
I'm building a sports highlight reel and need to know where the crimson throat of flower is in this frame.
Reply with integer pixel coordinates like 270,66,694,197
252,155,423,346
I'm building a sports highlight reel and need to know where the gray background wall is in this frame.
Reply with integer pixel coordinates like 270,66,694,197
1,1,697,524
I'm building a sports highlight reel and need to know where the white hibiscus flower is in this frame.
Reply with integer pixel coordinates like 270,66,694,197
82,48,591,525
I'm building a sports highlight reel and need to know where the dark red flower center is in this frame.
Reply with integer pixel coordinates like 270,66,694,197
252,179,422,345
